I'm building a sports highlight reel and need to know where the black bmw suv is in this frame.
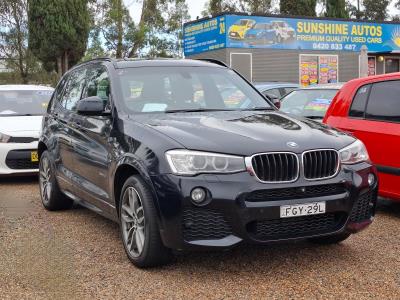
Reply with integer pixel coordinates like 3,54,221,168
39,58,378,267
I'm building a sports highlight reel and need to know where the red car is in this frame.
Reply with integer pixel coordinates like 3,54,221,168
324,73,400,201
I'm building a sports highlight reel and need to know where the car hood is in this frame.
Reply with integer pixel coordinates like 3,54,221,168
134,111,354,156
0,115,43,137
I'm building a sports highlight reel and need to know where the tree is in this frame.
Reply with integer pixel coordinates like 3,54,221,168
0,0,36,83
95,0,135,58
325,0,349,18
362,0,390,21
28,0,91,76
202,0,272,16
280,0,318,16
81,30,108,61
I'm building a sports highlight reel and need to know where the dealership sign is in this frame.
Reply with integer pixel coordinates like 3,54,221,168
183,14,400,55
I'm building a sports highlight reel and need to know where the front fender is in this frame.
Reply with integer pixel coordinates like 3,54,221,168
112,154,165,229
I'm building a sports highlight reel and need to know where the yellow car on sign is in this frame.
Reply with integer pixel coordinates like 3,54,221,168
228,19,256,40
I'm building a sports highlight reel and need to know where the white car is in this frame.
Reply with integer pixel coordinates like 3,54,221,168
0,85,54,175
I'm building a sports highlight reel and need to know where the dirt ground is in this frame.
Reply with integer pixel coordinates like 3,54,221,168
1,177,399,299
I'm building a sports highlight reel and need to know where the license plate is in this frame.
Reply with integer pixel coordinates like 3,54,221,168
31,151,39,162
280,202,326,218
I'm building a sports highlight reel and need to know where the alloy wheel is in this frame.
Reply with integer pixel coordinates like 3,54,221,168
39,156,52,205
121,187,146,258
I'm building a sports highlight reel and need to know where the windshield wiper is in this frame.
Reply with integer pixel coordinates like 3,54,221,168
242,107,275,111
303,115,323,119
165,108,235,113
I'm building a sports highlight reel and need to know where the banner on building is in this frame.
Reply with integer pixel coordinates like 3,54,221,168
184,14,400,55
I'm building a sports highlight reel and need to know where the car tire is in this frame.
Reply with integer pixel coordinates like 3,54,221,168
119,175,173,268
39,150,73,211
309,232,351,245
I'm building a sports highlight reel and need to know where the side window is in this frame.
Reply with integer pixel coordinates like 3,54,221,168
283,87,296,96
263,88,281,98
84,65,110,110
60,68,87,111
365,80,400,123
349,84,371,118
49,74,69,112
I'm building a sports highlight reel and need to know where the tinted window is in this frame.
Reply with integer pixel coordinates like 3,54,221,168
0,90,53,116
349,84,370,118
60,68,87,111
84,65,110,110
283,87,296,96
50,75,69,111
365,80,400,123
116,67,271,113
263,88,281,98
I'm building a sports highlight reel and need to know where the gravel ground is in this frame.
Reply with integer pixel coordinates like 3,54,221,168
0,177,399,300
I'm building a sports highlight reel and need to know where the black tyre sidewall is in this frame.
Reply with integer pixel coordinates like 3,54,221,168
119,175,170,267
39,150,72,210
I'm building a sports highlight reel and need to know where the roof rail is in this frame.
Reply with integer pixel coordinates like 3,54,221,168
196,58,229,68
72,57,113,70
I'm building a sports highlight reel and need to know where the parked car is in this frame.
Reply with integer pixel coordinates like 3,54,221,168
324,74,400,201
244,23,277,45
271,21,296,43
228,19,256,40
254,82,300,99
38,58,378,268
280,84,343,121
0,85,54,175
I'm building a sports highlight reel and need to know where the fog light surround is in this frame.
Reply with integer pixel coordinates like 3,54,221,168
367,173,375,186
190,187,208,205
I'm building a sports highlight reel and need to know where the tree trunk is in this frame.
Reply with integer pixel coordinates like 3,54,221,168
128,0,147,58
57,56,62,78
63,50,69,74
116,0,123,58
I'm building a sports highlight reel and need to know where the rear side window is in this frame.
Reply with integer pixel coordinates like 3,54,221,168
349,84,370,118
366,80,400,123
60,68,87,111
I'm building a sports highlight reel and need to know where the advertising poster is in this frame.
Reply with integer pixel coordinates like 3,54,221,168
318,55,338,84
184,14,400,55
300,55,318,87
368,57,376,76
183,16,226,55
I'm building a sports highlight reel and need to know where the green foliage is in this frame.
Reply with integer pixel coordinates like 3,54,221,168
362,0,390,21
325,0,348,18
280,0,317,16
202,0,272,16
28,0,91,73
0,0,37,83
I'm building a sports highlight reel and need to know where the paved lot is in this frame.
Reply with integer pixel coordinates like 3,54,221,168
1,177,399,299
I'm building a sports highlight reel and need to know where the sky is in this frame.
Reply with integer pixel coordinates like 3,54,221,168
123,0,399,23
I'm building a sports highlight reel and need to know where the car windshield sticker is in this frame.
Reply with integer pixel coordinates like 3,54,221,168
304,98,332,111
142,103,168,112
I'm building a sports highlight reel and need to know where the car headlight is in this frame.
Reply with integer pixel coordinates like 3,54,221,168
0,132,10,143
339,140,369,164
165,150,246,175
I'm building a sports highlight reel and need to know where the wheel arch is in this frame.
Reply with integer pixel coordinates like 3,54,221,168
38,141,48,159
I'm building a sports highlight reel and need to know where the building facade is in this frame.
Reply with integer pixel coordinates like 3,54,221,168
183,13,400,86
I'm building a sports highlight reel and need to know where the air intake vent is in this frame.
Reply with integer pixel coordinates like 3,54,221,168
250,153,299,182
303,150,339,180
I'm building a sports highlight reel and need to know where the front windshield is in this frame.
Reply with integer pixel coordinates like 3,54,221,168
280,89,338,118
117,66,272,113
0,89,53,116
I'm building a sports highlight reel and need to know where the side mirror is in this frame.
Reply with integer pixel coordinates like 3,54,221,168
264,94,281,109
76,96,106,116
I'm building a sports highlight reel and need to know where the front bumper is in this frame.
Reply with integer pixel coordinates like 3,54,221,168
0,142,39,175
151,162,378,251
